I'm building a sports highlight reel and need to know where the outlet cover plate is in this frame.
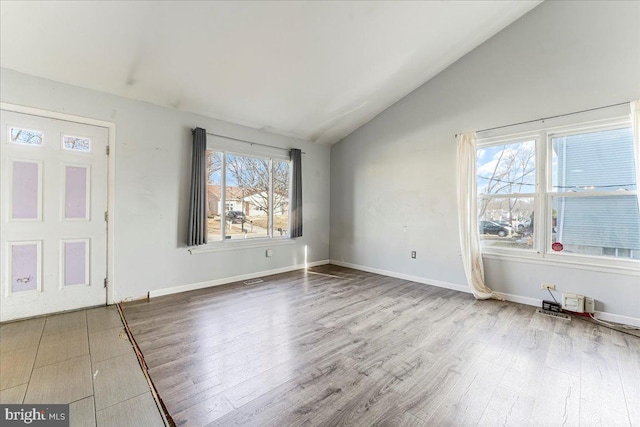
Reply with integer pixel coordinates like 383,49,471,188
541,283,556,291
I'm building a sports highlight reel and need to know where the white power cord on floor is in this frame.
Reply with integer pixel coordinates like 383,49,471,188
589,313,640,331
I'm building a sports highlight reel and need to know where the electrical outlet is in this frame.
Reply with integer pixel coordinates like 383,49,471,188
541,283,556,291
266,249,273,257
411,251,416,259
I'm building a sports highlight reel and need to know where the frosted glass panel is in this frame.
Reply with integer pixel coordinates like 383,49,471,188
65,166,88,219
12,244,38,292
64,241,87,286
63,135,91,152
12,161,39,219
10,127,42,146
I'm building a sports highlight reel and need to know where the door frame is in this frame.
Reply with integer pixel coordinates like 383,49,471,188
1,102,116,305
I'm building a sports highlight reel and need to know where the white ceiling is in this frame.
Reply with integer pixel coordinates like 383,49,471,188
1,1,540,144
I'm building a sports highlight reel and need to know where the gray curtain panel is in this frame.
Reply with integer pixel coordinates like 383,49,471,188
290,148,303,238
188,128,208,246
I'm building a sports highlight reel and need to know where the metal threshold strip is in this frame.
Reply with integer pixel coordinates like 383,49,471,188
116,303,176,427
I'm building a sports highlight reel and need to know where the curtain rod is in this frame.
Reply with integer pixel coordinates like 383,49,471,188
196,129,306,154
454,101,630,138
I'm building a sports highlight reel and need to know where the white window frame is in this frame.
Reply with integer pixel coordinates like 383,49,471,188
477,114,640,274
193,136,293,252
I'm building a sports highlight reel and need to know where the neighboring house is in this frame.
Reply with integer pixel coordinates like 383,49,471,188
207,185,253,217
243,192,268,217
208,185,285,218
207,186,220,216
553,127,640,258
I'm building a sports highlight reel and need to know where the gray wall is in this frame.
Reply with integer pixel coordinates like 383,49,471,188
330,1,640,318
1,69,331,301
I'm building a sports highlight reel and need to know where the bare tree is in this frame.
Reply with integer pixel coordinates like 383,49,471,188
478,142,535,222
207,151,222,184
225,155,289,214
206,151,290,217
272,160,290,214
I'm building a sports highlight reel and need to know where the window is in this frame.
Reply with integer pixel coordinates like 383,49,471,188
549,126,638,259
206,147,290,243
477,118,640,265
10,127,43,146
62,135,91,152
477,139,536,251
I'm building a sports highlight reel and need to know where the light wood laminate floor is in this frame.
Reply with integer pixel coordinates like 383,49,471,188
0,306,165,427
120,265,640,427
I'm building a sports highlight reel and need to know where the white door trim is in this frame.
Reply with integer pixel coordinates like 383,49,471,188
1,102,117,305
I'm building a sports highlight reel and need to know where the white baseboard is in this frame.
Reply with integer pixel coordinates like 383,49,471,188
329,259,471,294
492,291,541,307
331,261,640,328
149,259,330,298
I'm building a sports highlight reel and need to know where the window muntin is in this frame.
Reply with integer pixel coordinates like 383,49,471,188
477,118,640,265
477,139,536,251
206,149,290,243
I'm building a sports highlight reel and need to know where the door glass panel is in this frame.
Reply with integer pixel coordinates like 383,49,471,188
12,161,40,219
11,243,39,292
63,135,91,152
64,241,88,286
10,127,43,146
65,166,88,219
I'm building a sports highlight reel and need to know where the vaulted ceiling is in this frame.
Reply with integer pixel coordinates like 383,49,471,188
0,1,540,144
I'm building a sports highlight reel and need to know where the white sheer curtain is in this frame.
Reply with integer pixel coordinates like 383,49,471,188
456,132,494,299
632,100,640,206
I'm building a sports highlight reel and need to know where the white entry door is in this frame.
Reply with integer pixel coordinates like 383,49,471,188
1,110,108,322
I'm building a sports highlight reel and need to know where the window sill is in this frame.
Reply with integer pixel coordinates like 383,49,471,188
188,238,295,254
482,251,640,276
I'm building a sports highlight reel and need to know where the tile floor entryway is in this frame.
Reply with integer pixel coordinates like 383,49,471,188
0,306,165,427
